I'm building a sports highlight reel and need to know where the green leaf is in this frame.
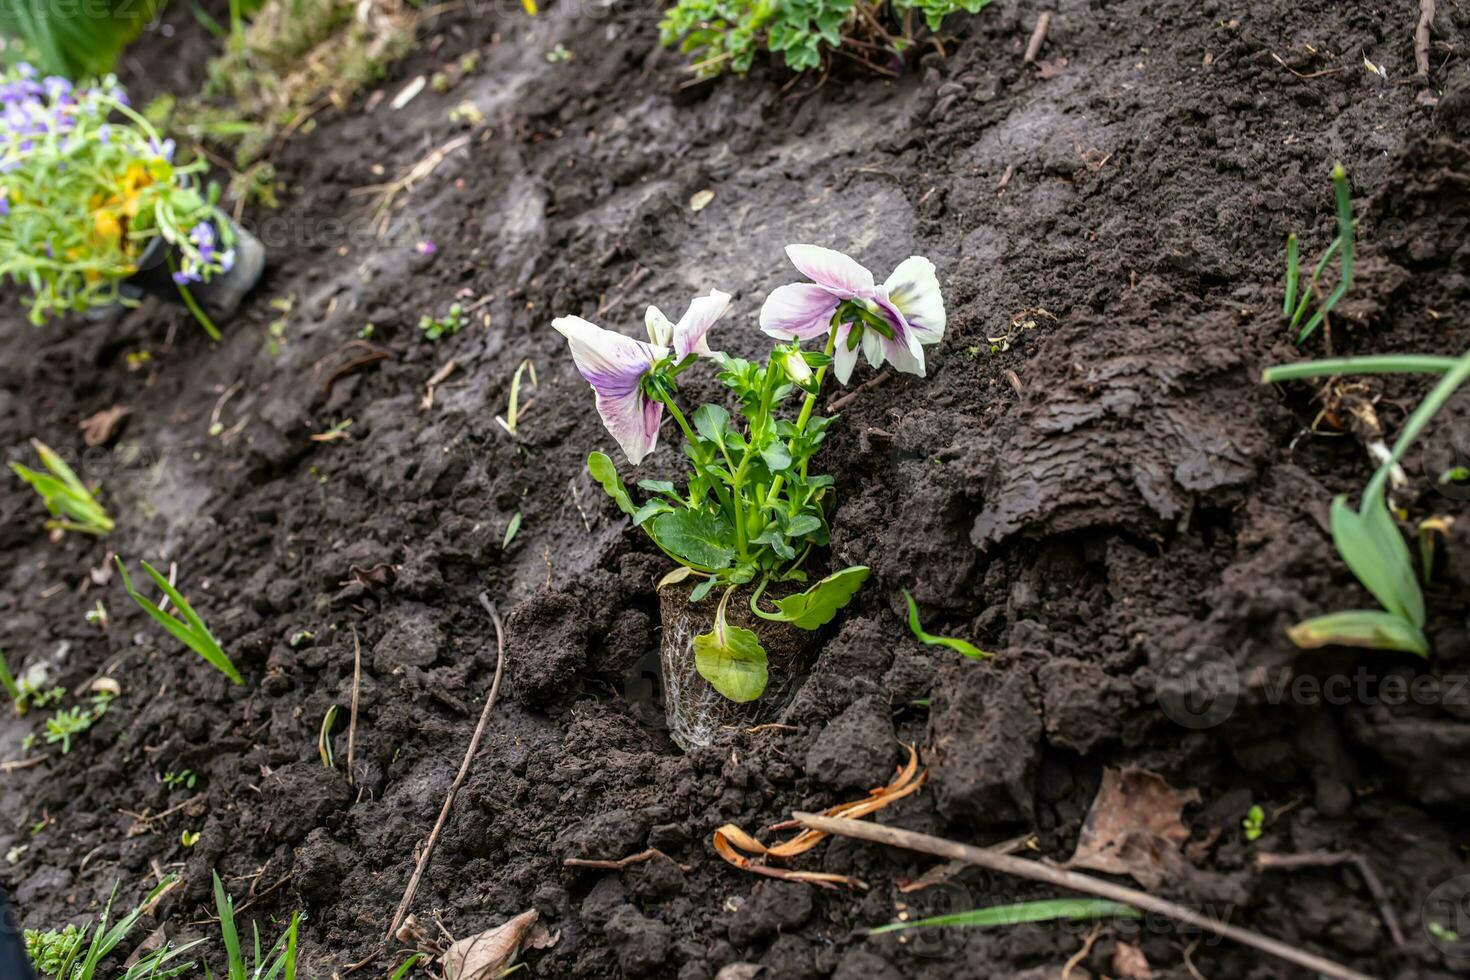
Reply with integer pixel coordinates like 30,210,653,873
760,442,793,472
587,451,636,517
689,577,718,603
785,514,823,538
751,529,797,561
693,404,730,447
1288,610,1429,656
693,595,768,702
638,479,678,496
869,898,1138,935
650,509,736,569
632,499,672,527
757,566,870,630
904,589,990,659
1331,495,1424,628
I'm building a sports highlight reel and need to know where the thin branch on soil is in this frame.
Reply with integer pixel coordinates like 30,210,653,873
1254,851,1404,947
385,592,508,943
1415,0,1436,78
120,793,205,836
827,369,891,412
1023,12,1053,63
792,812,1375,980
348,626,363,787
351,134,472,235
1062,921,1103,980
564,848,691,873
0,755,48,773
1270,52,1347,79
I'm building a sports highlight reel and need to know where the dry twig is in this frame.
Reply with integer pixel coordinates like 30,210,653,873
1254,851,1404,947
793,812,1374,980
385,592,508,941
1024,12,1053,63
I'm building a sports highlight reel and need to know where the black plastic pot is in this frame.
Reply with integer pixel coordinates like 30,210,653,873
123,213,265,321
658,584,819,751
0,883,35,980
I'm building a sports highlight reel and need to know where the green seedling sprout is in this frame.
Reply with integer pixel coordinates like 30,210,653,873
0,646,20,711
503,511,523,549
903,589,990,660
31,874,202,980
319,704,338,769
44,706,93,754
212,870,302,980
496,358,538,435
1284,164,1354,344
869,898,1138,935
10,439,115,536
116,557,243,684
419,302,465,341
1243,804,1265,842
390,953,428,979
1262,347,1470,654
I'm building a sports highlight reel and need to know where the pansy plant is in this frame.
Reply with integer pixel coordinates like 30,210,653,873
0,63,232,324
554,244,946,702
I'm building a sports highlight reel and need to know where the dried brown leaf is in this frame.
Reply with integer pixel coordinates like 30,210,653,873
1112,940,1152,978
79,406,130,446
443,909,540,980
1067,768,1199,889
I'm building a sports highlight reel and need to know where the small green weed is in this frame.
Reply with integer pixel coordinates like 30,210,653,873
25,875,201,980
212,870,302,980
661,0,993,77
1283,164,1354,344
870,898,1137,935
10,440,114,536
420,303,465,341
902,589,989,659
116,558,243,684
1242,804,1265,841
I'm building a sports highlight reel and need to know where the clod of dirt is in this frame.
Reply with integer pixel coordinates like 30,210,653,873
372,604,444,673
1067,767,1200,889
1038,658,1137,754
831,949,903,980
578,874,627,930
504,590,588,705
628,850,686,900
443,908,541,980
761,935,817,980
291,827,350,902
563,807,649,862
804,695,898,791
928,662,1042,825
260,762,354,844
603,905,673,977
727,880,813,946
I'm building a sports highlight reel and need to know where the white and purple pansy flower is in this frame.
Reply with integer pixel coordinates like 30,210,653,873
553,289,731,465
758,244,946,385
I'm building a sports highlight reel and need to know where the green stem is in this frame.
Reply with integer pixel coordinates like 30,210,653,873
1363,348,1470,508
1262,356,1462,383
764,321,840,508
166,255,221,341
655,388,735,514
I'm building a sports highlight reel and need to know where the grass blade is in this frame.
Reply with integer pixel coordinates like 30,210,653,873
1288,609,1428,656
1296,164,1355,343
1282,233,1298,317
903,589,989,659
870,898,1138,934
213,872,244,980
116,558,243,685
1262,355,1461,383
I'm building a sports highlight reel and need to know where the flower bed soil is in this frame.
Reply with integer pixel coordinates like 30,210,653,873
4,0,1470,977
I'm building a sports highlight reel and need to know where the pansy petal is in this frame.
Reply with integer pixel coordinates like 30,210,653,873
553,315,665,391
553,315,667,464
594,385,663,465
832,328,862,385
760,282,840,340
881,333,926,377
883,256,946,344
785,244,876,299
673,289,731,360
645,305,674,347
875,295,925,364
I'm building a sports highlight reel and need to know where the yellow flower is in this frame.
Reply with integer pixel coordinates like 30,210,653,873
93,208,122,244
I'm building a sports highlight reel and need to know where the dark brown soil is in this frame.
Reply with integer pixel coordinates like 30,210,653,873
4,0,1470,977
